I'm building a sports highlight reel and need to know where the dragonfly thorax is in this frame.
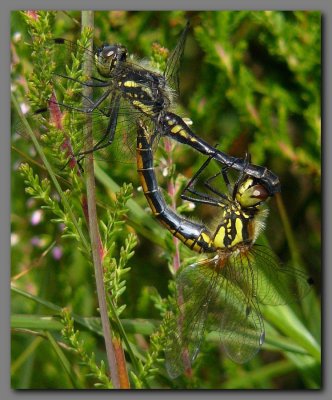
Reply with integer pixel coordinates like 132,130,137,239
120,71,172,117
212,204,268,251
95,44,128,77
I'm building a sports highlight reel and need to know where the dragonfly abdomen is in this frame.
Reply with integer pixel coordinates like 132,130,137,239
160,112,281,196
136,124,216,254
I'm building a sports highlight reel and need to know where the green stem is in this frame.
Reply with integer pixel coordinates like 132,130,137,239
276,193,301,265
81,11,121,388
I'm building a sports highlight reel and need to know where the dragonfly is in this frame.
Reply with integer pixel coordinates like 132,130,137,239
33,22,280,196
136,120,312,378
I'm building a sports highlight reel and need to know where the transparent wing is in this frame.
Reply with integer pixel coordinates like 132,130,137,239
164,244,313,377
164,252,266,377
164,21,190,94
214,278,265,364
13,100,159,168
46,97,154,164
164,257,220,379
216,245,312,307
206,244,312,363
246,245,313,306
204,251,265,364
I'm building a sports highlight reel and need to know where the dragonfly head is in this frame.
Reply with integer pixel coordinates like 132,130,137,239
235,177,269,209
95,44,128,77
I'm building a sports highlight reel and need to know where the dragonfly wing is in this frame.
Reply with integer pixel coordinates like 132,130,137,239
13,102,153,168
215,244,312,307
249,245,313,306
218,284,265,363
194,252,265,364
164,242,309,373
164,258,220,378
164,21,190,95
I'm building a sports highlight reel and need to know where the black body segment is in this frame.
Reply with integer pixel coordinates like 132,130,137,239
136,124,216,253
160,112,281,195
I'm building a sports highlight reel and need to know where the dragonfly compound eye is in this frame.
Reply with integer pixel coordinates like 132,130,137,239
95,44,127,77
236,179,270,208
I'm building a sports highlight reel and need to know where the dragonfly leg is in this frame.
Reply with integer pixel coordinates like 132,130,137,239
203,166,232,198
75,93,121,161
180,155,227,206
232,153,251,198
80,88,114,113
54,72,111,88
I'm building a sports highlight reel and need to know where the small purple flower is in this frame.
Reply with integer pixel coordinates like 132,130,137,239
30,209,43,225
20,102,30,115
52,246,63,260
58,223,66,232
30,236,41,247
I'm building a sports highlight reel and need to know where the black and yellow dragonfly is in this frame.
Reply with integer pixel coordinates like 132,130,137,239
136,120,312,378
35,23,280,196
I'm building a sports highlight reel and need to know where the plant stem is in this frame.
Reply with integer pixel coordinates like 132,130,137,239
81,11,122,388
275,193,302,266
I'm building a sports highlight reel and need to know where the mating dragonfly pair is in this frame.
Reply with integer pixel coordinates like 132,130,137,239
23,22,312,378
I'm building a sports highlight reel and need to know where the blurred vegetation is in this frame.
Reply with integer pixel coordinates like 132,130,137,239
11,10,321,389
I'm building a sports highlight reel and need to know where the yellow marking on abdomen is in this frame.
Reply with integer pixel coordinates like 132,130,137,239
136,154,145,169
171,125,182,134
138,174,150,193
201,232,212,245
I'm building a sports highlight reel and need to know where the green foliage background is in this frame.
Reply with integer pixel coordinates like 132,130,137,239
11,10,321,389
